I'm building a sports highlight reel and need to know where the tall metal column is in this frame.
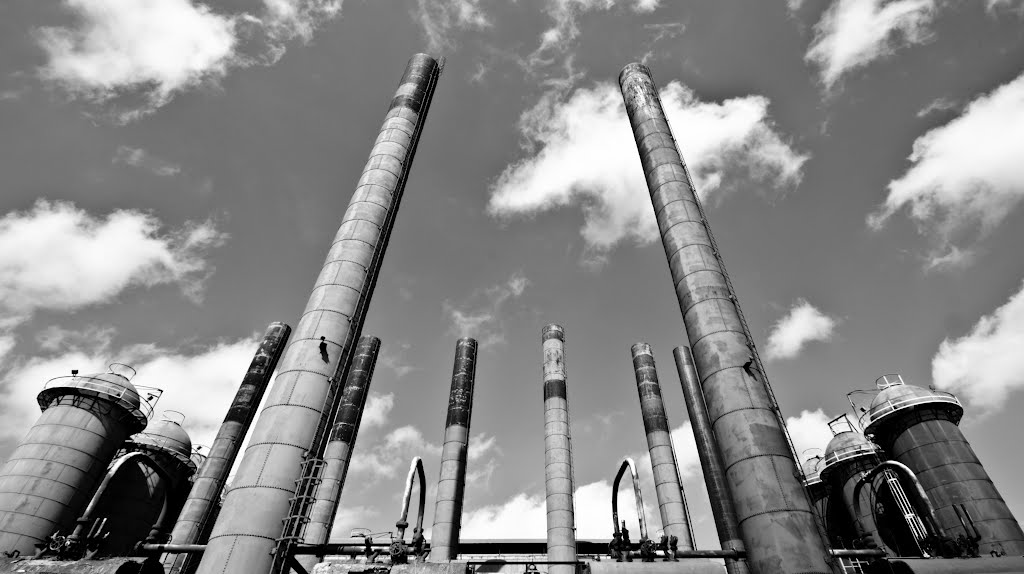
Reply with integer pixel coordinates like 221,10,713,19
674,346,749,574
542,324,576,574
619,63,834,574
165,322,289,573
195,54,441,574
630,342,693,549
298,336,380,571
430,337,478,561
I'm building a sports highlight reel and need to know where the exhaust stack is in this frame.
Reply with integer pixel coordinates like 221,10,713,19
430,338,479,561
298,335,381,571
630,342,693,549
195,53,441,574
542,324,576,574
618,63,834,574
674,346,749,574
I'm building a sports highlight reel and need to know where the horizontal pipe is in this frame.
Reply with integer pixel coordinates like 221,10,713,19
829,549,887,558
140,544,206,554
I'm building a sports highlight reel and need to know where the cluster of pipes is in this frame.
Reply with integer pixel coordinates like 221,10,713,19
2,53,1024,574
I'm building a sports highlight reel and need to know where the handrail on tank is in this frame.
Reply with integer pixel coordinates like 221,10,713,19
396,457,426,541
40,374,155,426
852,461,943,541
860,391,961,429
611,458,648,541
821,442,881,469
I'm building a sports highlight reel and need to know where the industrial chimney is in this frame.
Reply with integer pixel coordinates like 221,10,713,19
542,324,576,574
194,54,441,574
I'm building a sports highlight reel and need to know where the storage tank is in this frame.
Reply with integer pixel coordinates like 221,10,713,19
0,364,150,556
863,374,1024,555
819,427,883,550
803,456,829,536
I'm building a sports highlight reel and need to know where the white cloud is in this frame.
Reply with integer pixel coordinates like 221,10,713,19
35,324,117,352
361,392,394,428
260,0,341,43
932,279,1024,412
113,145,181,176
765,300,838,360
868,72,1024,256
413,0,490,53
529,0,660,69
488,82,806,260
444,272,529,346
785,409,835,459
348,425,441,479
806,0,936,89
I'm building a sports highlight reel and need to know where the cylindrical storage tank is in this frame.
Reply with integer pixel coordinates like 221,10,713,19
0,366,149,556
431,337,479,561
802,457,830,538
542,325,576,574
864,375,1024,555
819,431,883,550
630,342,693,549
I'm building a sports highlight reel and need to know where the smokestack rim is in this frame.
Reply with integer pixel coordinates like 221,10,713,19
456,337,478,349
618,62,653,88
630,341,653,357
542,324,565,341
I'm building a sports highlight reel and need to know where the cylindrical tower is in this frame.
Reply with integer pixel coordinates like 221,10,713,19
195,54,440,574
863,375,1024,555
0,365,149,556
673,346,749,574
298,335,380,572
542,324,576,574
630,342,693,550
430,337,479,561
803,456,830,537
819,429,883,550
619,63,834,574
165,322,290,573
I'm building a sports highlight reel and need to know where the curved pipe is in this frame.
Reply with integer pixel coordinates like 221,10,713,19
70,452,171,542
611,458,647,540
853,460,942,540
396,457,426,540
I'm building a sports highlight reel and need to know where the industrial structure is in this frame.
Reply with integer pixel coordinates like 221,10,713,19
0,55,1022,574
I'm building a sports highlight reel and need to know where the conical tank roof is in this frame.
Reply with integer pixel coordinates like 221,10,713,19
863,377,962,435
132,418,197,473
38,365,148,432
819,431,878,479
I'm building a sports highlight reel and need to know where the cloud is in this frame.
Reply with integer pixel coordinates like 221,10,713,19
806,0,936,89
443,272,530,346
765,300,838,360
916,97,958,118
361,392,394,429
932,279,1024,412
868,72,1024,258
785,409,835,459
488,82,806,261
412,0,490,53
348,425,441,479
378,348,417,378
529,0,660,70
113,146,181,176
35,324,117,352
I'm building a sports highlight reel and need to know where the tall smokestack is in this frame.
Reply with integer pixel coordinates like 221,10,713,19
298,336,380,571
195,54,441,574
430,338,478,561
630,342,693,550
165,322,290,574
674,346,749,574
542,324,576,574
618,63,834,574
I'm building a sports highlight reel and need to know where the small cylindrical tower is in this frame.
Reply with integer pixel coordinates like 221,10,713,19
630,342,693,549
431,337,479,561
803,456,829,535
0,364,149,556
542,324,576,574
298,335,380,572
819,422,884,550
863,375,1024,555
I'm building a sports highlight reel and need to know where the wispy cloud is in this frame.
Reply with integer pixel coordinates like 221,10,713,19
528,0,660,71
443,272,530,347
113,146,181,176
412,0,490,53
361,392,395,429
765,300,838,360
785,409,836,459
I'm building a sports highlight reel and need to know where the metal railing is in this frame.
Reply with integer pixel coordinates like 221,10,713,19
821,442,880,469
861,391,961,429
40,374,154,421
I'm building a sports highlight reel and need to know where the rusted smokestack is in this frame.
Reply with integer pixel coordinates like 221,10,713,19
298,335,380,571
619,63,834,574
542,324,576,574
630,342,693,550
430,337,478,561
164,322,290,574
195,54,441,574
674,346,749,574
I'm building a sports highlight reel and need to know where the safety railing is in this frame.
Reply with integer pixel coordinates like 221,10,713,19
861,391,961,429
40,374,154,421
821,442,880,469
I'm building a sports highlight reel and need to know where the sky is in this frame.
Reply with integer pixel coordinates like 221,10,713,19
1,0,1024,550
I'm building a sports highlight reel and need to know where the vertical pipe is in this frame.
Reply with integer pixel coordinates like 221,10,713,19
430,338,478,561
630,342,693,550
674,346,749,574
617,61,833,574
195,54,440,574
542,324,576,574
297,335,380,572
165,322,289,573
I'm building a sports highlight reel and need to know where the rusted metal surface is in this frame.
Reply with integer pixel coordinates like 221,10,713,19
194,54,441,574
0,369,148,556
819,432,883,550
630,342,693,549
542,324,576,574
431,338,478,561
619,63,834,574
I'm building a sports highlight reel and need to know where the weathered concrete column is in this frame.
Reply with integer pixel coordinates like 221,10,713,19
297,335,380,571
430,337,478,561
674,346,749,574
542,324,576,574
164,322,289,573
619,63,834,574
630,342,693,550
195,54,441,574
